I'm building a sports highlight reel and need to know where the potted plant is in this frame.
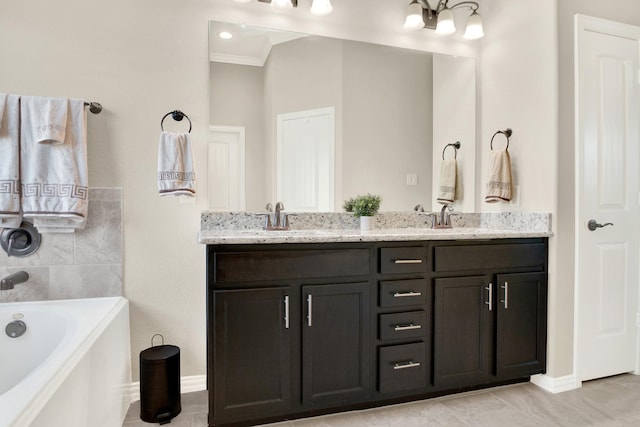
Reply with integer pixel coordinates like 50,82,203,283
344,194,381,230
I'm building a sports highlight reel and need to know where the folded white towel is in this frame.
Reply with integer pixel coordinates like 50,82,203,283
0,94,22,228
21,96,69,145
437,158,457,205
157,131,196,197
485,149,513,203
21,98,88,232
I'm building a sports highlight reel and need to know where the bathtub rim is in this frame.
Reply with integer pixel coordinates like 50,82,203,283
0,296,130,427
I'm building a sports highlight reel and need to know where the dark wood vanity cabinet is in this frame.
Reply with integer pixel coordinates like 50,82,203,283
206,238,548,426
207,245,372,426
432,241,548,389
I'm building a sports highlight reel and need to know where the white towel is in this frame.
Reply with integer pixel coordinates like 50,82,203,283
0,94,22,228
21,96,69,145
157,131,196,197
21,98,88,232
437,158,457,205
485,149,513,203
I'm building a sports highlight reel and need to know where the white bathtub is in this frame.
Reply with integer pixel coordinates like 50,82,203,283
0,297,131,427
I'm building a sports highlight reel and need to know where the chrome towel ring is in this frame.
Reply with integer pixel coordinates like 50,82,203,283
442,141,461,160
490,128,513,150
161,110,192,133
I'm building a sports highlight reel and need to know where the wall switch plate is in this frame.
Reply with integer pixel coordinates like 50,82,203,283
406,173,418,186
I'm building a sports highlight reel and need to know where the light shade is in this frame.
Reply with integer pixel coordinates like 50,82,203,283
310,0,333,16
271,0,293,9
435,7,456,34
404,1,424,30
463,11,484,39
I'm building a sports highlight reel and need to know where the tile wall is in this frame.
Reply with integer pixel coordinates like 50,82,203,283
0,188,123,302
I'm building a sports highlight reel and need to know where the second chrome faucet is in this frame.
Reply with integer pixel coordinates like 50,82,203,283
261,202,290,230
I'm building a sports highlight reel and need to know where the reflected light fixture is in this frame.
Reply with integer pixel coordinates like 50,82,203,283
404,0,484,40
249,0,333,16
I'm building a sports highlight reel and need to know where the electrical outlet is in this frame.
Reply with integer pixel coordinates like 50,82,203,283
406,173,418,186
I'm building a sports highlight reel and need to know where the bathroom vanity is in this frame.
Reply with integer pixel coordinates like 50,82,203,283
202,224,549,427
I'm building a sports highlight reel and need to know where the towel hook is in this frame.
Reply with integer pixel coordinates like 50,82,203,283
442,141,461,160
161,110,192,133
490,128,512,150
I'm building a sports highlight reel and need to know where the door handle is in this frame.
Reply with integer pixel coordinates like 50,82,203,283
587,220,614,231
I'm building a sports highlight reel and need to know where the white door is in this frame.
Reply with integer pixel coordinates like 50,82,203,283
575,15,640,382
208,126,246,211
276,107,335,212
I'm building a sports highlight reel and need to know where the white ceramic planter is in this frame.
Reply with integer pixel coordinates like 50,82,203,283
360,215,374,230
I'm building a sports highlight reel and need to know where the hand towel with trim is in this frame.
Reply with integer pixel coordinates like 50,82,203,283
21,95,69,145
0,94,22,228
437,157,457,205
484,149,513,203
21,98,89,232
157,131,196,197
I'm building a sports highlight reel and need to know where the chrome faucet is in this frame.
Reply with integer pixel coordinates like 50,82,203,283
414,204,425,212
274,202,286,229
432,204,454,229
1,271,29,290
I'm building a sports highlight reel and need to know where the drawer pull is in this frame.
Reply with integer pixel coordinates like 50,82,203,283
394,259,423,264
393,361,421,370
393,291,422,298
394,323,422,331
284,295,290,329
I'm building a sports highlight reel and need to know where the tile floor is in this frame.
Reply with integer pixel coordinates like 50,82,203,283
122,374,640,427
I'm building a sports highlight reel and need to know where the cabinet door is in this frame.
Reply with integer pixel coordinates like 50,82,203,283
433,276,493,389
302,282,371,407
496,272,547,379
213,287,291,421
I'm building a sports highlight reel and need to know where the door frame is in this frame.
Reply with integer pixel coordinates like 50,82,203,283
573,14,640,383
276,107,336,211
208,125,246,211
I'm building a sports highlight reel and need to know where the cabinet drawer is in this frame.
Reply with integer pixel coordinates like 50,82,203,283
433,243,546,272
379,279,427,308
379,247,428,274
378,342,427,394
379,311,427,341
214,249,370,283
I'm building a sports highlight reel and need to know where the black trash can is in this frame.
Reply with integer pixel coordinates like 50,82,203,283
140,334,181,425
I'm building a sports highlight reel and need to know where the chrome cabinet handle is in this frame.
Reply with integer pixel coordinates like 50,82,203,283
394,259,423,264
500,282,509,309
394,323,422,331
393,291,422,298
588,220,614,231
393,361,421,370
284,295,290,329
485,283,492,311
307,294,313,327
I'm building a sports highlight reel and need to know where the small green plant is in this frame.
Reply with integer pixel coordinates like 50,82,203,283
343,197,356,212
348,193,381,217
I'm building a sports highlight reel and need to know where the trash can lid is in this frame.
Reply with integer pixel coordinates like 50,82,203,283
140,344,180,361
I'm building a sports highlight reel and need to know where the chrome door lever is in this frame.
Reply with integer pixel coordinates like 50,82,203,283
587,220,614,231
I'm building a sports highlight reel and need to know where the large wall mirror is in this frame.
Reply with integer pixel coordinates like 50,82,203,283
208,21,476,213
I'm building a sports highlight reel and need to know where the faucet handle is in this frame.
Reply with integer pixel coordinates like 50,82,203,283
265,203,273,212
282,214,297,230
257,213,273,230
414,204,424,212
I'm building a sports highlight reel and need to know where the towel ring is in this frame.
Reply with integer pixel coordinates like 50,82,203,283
161,110,192,133
442,141,461,160
490,128,512,150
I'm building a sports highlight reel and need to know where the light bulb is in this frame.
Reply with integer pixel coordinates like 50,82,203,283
271,0,293,10
404,1,424,30
464,11,484,39
435,7,456,35
310,0,333,16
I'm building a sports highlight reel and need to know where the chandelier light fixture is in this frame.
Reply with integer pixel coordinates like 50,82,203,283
404,0,484,40
237,0,333,16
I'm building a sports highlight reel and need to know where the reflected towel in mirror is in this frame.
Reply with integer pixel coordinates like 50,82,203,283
437,158,457,205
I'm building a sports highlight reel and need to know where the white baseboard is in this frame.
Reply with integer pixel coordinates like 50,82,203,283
126,375,207,403
530,374,581,393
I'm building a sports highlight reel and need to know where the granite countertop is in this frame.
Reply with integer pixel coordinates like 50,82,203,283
198,227,552,245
